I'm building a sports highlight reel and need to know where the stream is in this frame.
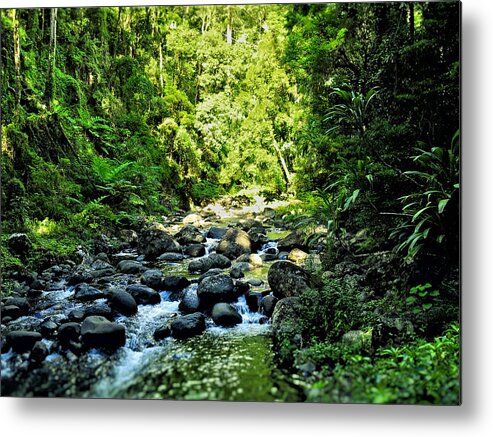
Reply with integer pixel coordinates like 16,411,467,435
1,207,304,401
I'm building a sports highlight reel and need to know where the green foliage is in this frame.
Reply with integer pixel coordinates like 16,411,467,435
406,283,441,315
391,130,460,261
299,277,374,343
190,181,224,205
324,87,379,140
302,323,460,404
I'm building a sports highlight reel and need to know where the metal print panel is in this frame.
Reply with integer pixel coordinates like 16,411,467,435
0,1,461,404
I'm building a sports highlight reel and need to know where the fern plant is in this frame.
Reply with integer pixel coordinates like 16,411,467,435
391,130,460,260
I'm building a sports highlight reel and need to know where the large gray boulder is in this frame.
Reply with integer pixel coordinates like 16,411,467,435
216,228,252,259
174,225,206,245
138,223,181,260
170,313,206,340
267,261,311,299
197,274,236,309
212,303,242,327
81,316,126,350
126,284,161,305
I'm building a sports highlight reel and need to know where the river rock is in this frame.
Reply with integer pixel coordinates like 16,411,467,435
216,228,252,260
211,303,242,327
91,259,114,271
236,253,263,268
73,283,105,302
126,284,161,305
248,229,269,250
183,213,203,226
267,261,311,299
154,325,171,340
178,287,200,314
117,260,144,274
170,313,206,340
230,266,244,279
29,341,48,365
58,322,81,347
81,316,126,350
141,269,164,289
162,276,191,292
107,288,138,316
157,252,185,262
197,274,236,308
8,233,32,257
6,330,42,353
40,320,58,338
4,297,30,316
188,253,231,274
120,229,138,247
288,248,309,264
67,270,94,286
175,225,206,245
271,297,303,336
277,231,307,252
84,302,113,319
198,268,223,283
245,292,262,312
260,295,278,318
207,227,228,240
138,223,181,260
184,244,206,257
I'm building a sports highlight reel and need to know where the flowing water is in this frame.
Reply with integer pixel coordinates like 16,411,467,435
1,221,303,401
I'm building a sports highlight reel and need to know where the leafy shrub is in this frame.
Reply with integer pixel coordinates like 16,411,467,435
190,180,224,205
391,130,460,261
303,323,460,405
300,277,374,343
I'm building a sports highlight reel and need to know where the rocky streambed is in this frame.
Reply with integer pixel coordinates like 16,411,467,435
1,208,319,400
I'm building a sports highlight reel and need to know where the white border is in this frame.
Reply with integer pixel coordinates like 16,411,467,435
2,0,493,436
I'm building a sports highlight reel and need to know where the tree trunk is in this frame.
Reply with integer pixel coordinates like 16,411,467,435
45,8,57,106
273,138,292,188
226,6,233,44
409,3,415,44
12,9,22,112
